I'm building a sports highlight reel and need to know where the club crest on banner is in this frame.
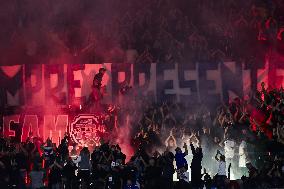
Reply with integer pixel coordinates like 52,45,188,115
69,114,106,147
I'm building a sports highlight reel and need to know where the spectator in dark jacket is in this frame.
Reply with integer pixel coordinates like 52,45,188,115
63,157,77,189
190,142,203,188
75,147,91,188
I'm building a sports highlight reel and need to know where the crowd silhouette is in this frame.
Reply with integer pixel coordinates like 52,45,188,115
0,83,284,188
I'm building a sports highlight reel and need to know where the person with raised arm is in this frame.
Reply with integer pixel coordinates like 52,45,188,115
175,142,188,180
215,150,227,188
190,142,203,188
165,129,177,152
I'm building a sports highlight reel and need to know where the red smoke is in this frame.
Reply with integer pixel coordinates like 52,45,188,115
113,115,134,162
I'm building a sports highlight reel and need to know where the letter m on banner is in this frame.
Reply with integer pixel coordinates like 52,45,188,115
44,115,68,145
0,65,24,106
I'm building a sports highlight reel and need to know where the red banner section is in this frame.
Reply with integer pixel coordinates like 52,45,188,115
2,113,107,147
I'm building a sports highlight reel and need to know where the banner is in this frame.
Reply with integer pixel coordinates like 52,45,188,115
1,61,284,143
1,61,284,107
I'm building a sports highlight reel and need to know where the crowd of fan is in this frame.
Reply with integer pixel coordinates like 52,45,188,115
130,82,284,188
2,0,284,64
0,83,284,189
82,0,284,64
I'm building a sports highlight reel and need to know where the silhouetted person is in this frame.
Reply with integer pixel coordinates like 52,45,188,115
93,68,106,89
90,68,106,110
63,157,78,189
190,142,203,189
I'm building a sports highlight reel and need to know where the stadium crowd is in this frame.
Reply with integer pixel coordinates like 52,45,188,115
80,0,284,64
1,0,284,65
0,83,284,189
1,0,284,188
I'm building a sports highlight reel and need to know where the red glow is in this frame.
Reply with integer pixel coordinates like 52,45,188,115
69,114,107,148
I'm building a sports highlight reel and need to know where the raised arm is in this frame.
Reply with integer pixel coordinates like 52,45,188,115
190,142,195,155
183,143,188,156
172,134,177,147
215,151,220,161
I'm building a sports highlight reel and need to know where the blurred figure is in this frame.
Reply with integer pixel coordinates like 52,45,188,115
165,130,177,152
215,150,227,189
238,138,248,177
145,158,161,189
190,142,203,189
48,157,63,189
175,143,188,179
90,68,107,110
224,134,236,178
29,164,45,189
123,178,139,189
42,138,55,169
160,151,175,189
63,157,78,189
74,147,91,189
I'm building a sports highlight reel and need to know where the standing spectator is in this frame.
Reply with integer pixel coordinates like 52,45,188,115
174,143,188,178
224,135,236,177
0,153,9,188
48,157,63,189
15,143,29,188
58,133,69,162
215,150,227,189
29,164,45,189
75,147,91,189
190,142,203,188
63,157,78,189
42,138,55,169
238,139,248,177
105,165,123,189
160,151,175,189
144,158,161,189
